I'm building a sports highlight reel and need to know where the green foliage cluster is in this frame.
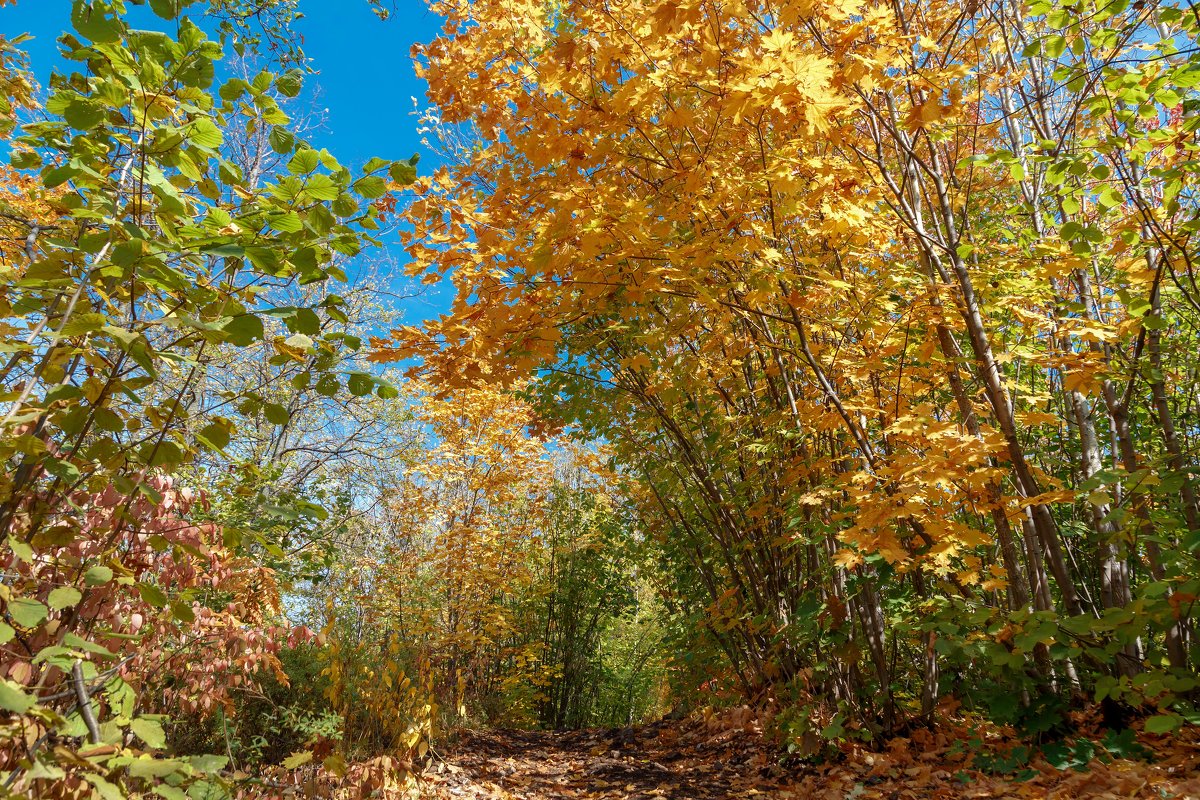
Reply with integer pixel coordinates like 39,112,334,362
518,483,669,730
0,0,414,794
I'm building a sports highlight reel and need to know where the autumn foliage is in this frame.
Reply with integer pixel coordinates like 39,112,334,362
324,381,662,740
3,0,1200,797
382,0,1200,749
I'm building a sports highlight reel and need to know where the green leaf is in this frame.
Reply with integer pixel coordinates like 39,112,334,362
188,754,229,773
137,583,169,608
32,644,77,667
269,126,295,155
128,756,186,778
83,775,126,800
64,100,105,130
112,238,148,267
1123,298,1152,316
196,422,230,451
291,307,321,335
276,68,303,98
85,565,114,586
305,174,341,201
269,212,304,233
43,456,81,483
149,0,182,20
219,81,248,105
187,118,223,150
1144,713,1183,734
245,246,282,274
0,621,14,645
389,161,417,185
264,403,291,426
221,314,264,346
8,539,33,562
354,175,388,199
59,312,108,337
44,163,81,188
64,632,115,657
130,717,167,749
202,243,245,258
315,375,340,397
0,680,35,713
141,439,185,469
170,600,195,623
1097,186,1123,209
94,408,124,433
71,0,123,43
8,597,48,628
282,750,313,769
153,785,187,800
347,372,373,397
10,149,41,169
1143,314,1169,331
288,149,320,175
1155,87,1181,108
47,586,83,610
44,384,84,404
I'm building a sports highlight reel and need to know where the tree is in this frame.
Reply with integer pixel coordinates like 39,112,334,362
379,0,1200,743
0,0,413,794
322,380,658,742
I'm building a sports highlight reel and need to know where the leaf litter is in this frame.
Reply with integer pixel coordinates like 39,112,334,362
423,708,1200,799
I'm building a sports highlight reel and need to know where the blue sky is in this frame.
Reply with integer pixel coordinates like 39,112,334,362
0,0,452,321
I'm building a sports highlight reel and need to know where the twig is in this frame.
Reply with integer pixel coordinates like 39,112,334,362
71,659,102,745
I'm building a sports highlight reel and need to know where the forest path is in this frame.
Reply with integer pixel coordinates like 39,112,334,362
422,718,801,799
418,713,1200,800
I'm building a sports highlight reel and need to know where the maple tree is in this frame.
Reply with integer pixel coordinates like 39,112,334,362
382,0,1200,750
322,381,662,736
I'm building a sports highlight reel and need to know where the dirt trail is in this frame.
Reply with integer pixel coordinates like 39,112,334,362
419,713,1200,800
423,719,796,799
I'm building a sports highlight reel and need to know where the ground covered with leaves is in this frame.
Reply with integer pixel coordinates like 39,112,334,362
422,711,1200,800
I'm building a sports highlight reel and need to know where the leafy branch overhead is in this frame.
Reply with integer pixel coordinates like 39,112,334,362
382,0,1200,763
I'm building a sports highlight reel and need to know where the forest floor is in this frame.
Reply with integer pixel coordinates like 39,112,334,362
420,710,1200,799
